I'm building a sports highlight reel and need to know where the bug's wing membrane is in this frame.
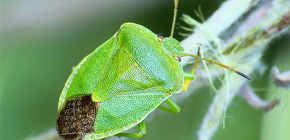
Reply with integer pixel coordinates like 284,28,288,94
86,87,169,139
58,37,119,111
92,48,153,102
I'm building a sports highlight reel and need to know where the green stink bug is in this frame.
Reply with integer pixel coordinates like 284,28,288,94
56,0,251,139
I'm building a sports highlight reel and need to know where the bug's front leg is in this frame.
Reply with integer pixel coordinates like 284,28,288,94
115,120,146,138
183,72,196,91
182,45,201,91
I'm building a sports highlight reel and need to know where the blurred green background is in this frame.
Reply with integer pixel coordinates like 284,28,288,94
1,0,289,140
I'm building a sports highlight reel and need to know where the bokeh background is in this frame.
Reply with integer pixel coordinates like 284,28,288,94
1,0,289,140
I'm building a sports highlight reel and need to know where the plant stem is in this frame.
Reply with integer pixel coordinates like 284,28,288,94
179,0,290,139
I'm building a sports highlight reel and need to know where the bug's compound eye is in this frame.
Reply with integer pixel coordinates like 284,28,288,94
174,57,181,62
158,35,164,42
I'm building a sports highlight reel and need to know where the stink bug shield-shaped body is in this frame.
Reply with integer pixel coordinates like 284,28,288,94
57,23,186,139
56,0,251,139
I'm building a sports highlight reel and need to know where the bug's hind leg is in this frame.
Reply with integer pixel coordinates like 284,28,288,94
115,120,146,138
157,98,180,114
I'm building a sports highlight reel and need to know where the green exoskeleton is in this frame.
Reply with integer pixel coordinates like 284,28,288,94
56,0,251,139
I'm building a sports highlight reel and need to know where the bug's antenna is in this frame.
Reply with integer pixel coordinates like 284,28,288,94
183,53,252,80
170,0,178,38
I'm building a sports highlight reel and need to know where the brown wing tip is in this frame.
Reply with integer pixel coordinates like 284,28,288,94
56,95,99,139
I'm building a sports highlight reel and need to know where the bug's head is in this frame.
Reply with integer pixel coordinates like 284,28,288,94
160,37,184,58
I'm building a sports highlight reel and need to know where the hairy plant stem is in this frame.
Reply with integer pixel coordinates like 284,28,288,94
179,0,290,139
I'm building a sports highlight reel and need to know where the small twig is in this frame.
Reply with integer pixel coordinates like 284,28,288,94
239,83,280,112
272,66,290,89
27,129,61,140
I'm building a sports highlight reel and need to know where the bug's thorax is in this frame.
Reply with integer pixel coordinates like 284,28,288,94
161,37,184,57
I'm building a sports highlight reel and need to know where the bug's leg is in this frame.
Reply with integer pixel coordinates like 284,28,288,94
157,98,180,114
184,72,196,80
115,120,146,138
183,45,201,91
